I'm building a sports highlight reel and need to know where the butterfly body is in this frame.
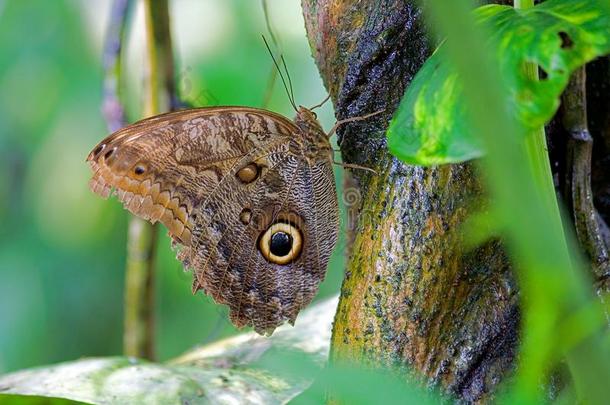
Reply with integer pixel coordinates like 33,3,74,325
87,106,339,334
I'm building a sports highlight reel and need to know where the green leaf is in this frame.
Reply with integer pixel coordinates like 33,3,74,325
387,0,610,165
0,297,337,405
0,395,86,405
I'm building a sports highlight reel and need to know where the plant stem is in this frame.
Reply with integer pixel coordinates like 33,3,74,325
515,1,609,402
515,0,564,229
143,0,175,117
102,0,132,132
123,0,175,360
124,218,157,359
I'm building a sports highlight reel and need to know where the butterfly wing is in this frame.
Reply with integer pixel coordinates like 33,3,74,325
87,107,339,334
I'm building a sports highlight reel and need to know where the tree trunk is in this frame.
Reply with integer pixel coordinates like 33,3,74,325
302,0,517,402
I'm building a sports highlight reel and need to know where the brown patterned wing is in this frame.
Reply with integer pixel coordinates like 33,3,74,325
86,107,339,334
184,149,339,334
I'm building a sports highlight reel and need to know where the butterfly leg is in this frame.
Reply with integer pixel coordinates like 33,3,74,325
308,93,332,111
326,109,384,138
333,161,378,175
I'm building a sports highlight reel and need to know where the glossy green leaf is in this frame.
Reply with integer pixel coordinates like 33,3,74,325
387,0,610,165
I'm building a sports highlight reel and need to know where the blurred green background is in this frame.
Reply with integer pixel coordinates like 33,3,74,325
0,0,344,374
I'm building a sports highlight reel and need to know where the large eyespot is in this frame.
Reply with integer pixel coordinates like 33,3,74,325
236,163,259,184
258,222,303,265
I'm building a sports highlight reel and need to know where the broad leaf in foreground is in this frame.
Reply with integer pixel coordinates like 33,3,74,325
0,297,337,405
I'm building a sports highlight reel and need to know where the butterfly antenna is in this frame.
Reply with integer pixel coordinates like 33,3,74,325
261,0,279,48
262,35,298,112
280,54,296,108
260,0,279,108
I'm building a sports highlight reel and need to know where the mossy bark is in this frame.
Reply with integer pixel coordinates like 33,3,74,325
302,0,517,402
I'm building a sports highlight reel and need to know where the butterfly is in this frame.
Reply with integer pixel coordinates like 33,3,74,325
87,98,350,334
87,36,380,333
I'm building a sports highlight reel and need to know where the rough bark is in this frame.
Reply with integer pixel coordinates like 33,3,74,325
302,0,517,402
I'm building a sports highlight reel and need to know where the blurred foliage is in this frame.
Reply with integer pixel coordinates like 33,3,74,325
421,0,610,403
0,296,337,404
388,0,610,165
0,0,342,374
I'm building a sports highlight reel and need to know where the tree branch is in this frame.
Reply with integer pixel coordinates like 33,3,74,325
562,67,610,292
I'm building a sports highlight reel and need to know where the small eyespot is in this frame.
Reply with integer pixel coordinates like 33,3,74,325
239,208,252,225
134,164,146,175
104,147,116,159
236,163,259,184
93,144,106,156
258,222,303,265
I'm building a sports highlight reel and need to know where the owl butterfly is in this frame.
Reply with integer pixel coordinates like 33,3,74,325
88,97,352,334
87,39,379,333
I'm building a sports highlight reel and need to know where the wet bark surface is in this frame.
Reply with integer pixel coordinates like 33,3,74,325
302,0,517,402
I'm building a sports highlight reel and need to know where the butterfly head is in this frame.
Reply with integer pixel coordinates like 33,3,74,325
294,106,325,138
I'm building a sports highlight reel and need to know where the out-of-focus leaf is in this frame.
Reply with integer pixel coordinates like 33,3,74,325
0,297,337,405
291,364,440,405
0,358,208,404
387,0,610,165
0,395,85,405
